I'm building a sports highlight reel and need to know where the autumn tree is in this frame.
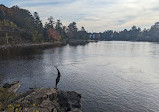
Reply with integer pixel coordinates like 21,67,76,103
48,28,61,41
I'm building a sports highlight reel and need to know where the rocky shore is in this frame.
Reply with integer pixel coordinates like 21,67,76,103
0,81,82,112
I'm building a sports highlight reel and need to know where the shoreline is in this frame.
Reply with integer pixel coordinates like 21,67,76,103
0,81,82,112
0,40,98,49
0,42,67,49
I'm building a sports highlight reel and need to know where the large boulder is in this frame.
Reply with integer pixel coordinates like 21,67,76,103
3,81,20,93
66,91,81,108
57,90,82,110
57,90,71,111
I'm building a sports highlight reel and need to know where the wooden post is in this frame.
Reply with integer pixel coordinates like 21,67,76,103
6,32,8,45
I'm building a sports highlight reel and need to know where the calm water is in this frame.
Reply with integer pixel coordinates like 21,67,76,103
1,41,159,112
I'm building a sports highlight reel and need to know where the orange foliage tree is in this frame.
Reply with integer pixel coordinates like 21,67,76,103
47,28,61,41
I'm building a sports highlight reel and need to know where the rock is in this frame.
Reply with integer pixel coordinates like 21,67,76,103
66,91,81,108
16,88,63,112
27,107,49,112
57,90,82,110
40,100,56,112
0,102,5,111
3,81,20,93
0,87,17,108
16,88,57,106
13,88,60,112
72,101,81,108
57,90,71,111
1,81,82,112
66,91,81,101
69,108,82,112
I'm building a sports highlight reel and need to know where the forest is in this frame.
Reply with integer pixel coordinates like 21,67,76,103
0,4,88,44
1,4,159,44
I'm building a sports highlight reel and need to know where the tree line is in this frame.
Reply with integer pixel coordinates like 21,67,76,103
0,4,88,44
94,23,159,42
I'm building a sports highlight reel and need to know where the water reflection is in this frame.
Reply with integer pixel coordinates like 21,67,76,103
0,42,159,112
0,47,44,60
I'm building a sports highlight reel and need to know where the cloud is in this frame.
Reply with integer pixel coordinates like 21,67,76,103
12,0,76,7
1,0,159,32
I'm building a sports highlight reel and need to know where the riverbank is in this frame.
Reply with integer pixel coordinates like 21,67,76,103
0,42,67,49
0,81,82,112
0,40,98,49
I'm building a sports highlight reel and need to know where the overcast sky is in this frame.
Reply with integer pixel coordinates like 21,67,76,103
1,0,159,32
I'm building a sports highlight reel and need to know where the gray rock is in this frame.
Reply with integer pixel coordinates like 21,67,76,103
57,90,71,111
3,81,20,93
66,91,81,108
2,81,82,112
57,90,82,110
40,100,56,112
16,88,57,106
66,91,81,101
72,101,81,108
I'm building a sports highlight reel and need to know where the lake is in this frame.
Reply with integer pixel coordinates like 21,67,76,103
1,41,159,112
